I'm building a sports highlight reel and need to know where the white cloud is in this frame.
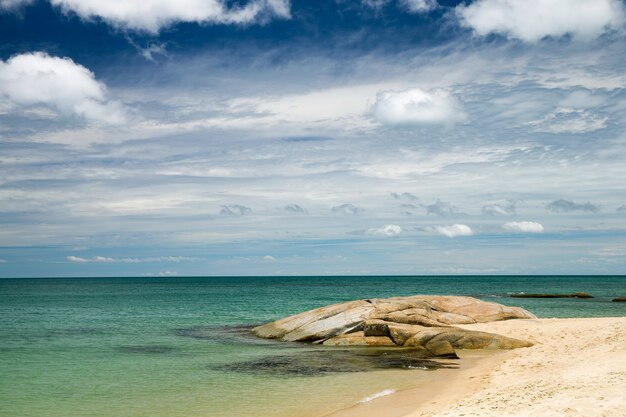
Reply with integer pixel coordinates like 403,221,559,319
457,0,626,42
366,224,403,237
263,255,277,261
503,221,544,233
143,270,178,276
400,0,437,13
362,0,389,9
67,255,198,263
432,224,473,238
0,52,126,124
49,0,291,33
0,0,32,9
529,108,608,134
372,88,466,126
0,259,7,263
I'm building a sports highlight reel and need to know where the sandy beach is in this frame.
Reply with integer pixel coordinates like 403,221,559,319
329,317,626,417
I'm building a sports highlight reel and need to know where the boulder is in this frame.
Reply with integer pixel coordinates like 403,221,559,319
252,295,535,355
613,297,626,302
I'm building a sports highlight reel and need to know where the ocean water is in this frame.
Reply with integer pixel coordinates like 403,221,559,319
1,275,625,417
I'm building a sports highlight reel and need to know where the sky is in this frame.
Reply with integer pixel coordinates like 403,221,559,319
1,0,625,277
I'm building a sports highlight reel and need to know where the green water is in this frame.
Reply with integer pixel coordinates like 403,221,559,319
1,276,625,417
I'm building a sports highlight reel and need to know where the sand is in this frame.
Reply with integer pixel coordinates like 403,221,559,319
328,317,626,417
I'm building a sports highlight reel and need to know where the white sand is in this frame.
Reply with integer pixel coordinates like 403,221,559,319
330,317,626,417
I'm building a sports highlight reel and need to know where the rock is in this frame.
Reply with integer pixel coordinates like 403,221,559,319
252,295,535,356
424,339,457,358
254,300,375,342
613,297,626,302
510,292,593,299
322,331,397,347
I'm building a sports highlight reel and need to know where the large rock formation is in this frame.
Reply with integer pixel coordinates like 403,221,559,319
253,295,536,357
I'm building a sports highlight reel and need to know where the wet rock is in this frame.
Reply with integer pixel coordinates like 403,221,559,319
613,297,626,302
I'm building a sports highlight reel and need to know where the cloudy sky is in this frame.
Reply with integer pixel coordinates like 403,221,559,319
1,0,625,277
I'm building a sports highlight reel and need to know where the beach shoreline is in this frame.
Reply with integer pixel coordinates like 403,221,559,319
327,317,626,417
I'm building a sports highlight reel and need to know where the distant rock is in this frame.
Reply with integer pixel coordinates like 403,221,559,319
613,297,626,302
252,295,535,357
510,292,593,299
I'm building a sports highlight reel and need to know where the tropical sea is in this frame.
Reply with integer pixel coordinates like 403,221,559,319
1,275,625,417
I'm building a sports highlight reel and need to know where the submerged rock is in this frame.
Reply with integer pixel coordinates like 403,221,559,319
252,295,535,355
510,292,593,299
217,347,458,377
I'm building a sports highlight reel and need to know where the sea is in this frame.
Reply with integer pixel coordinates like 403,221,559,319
1,275,625,417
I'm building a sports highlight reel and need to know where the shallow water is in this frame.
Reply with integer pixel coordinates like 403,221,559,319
1,276,624,417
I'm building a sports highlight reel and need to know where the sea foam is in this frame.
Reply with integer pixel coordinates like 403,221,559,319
358,389,396,403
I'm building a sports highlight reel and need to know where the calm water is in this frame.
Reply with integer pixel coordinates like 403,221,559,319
1,275,625,417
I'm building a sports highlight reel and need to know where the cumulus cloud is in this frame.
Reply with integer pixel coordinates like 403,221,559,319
263,255,276,261
425,200,459,217
457,0,626,42
503,221,544,233
67,256,198,263
482,200,516,216
400,0,438,13
283,203,306,213
546,199,599,213
0,52,126,124
431,224,473,238
366,224,403,237
372,88,466,126
331,203,364,215
47,0,291,33
220,204,252,216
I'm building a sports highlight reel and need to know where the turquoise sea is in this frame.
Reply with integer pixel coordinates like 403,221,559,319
1,276,625,417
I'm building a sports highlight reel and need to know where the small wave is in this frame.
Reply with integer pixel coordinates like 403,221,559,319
358,389,396,403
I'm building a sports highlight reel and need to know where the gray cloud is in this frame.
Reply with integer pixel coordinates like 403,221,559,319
283,204,306,213
546,199,600,213
425,200,459,217
220,205,252,216
617,205,626,212
391,192,418,201
331,204,364,215
482,200,516,216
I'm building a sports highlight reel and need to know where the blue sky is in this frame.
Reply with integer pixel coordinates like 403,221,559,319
1,0,626,277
